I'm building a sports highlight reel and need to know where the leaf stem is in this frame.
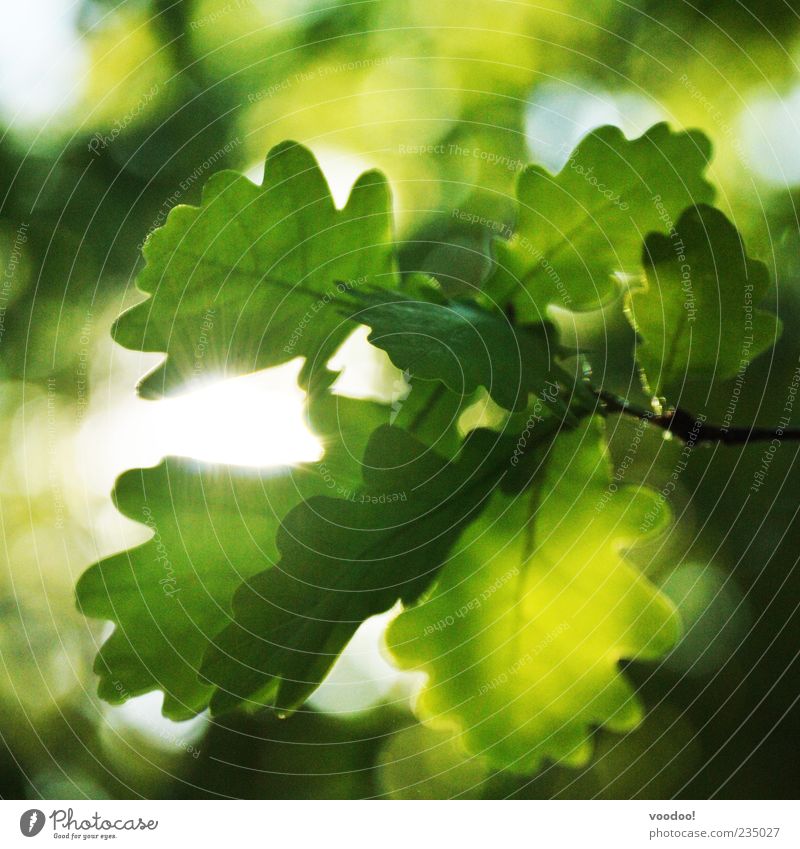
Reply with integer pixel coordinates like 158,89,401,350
409,383,447,432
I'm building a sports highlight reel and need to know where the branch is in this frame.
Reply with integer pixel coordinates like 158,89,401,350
595,390,800,445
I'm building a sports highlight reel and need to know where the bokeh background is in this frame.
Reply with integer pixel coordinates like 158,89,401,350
1,0,800,799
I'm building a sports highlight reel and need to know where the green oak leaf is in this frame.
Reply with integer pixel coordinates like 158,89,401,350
627,204,782,399
201,424,519,715
76,392,392,720
114,141,395,398
350,282,557,411
386,418,679,774
76,460,325,719
485,123,714,314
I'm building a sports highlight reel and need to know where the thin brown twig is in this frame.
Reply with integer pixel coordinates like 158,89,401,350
595,390,800,445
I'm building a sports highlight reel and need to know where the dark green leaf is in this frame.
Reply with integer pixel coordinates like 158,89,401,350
628,204,782,398
201,424,519,714
352,282,558,411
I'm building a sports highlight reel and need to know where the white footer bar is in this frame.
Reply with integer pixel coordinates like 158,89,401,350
1,799,795,847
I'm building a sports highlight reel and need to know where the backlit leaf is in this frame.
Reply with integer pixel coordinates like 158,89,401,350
386,419,679,773
485,123,713,314
114,141,395,397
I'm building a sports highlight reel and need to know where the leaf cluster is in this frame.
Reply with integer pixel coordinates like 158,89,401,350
78,124,782,773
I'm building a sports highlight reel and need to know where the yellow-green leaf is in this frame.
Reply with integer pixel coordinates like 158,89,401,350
386,419,679,773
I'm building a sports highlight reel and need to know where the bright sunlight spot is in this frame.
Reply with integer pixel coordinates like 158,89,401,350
76,355,321,501
526,79,664,172
153,368,321,467
740,84,800,185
